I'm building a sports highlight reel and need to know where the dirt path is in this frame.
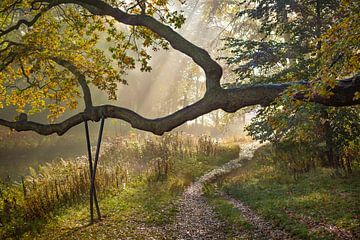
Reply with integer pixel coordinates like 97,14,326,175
172,143,266,239
172,181,228,239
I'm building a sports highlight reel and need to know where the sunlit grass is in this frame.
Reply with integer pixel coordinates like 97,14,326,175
0,133,239,239
221,144,360,239
26,179,180,239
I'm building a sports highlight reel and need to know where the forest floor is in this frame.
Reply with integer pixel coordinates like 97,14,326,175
16,142,359,240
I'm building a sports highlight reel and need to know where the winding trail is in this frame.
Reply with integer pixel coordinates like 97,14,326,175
170,142,358,240
172,143,293,239
173,181,227,239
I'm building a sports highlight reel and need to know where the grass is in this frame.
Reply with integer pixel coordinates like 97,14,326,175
22,178,181,239
22,148,239,240
0,134,239,239
220,144,360,240
204,184,254,238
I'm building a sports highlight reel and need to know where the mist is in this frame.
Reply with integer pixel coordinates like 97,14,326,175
0,0,250,183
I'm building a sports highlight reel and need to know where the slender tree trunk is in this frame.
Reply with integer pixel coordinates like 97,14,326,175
315,1,340,174
346,158,352,174
321,108,340,174
315,0,322,49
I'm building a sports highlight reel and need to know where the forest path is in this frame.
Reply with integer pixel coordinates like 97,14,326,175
172,142,272,239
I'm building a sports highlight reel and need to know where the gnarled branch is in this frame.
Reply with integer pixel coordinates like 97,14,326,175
0,0,359,136
0,4,52,37
1,74,359,136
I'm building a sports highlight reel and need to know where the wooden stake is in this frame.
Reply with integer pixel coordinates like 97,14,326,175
84,119,104,224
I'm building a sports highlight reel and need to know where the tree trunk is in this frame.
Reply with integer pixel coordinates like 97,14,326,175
321,108,340,174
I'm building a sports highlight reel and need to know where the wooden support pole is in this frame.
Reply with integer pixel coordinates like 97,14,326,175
85,119,104,224
90,117,105,221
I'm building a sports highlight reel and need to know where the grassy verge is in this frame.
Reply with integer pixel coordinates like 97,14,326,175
220,144,360,240
22,178,181,239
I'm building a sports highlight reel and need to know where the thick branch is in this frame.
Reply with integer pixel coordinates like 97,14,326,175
222,74,360,112
1,74,359,136
1,1,359,137
35,0,223,91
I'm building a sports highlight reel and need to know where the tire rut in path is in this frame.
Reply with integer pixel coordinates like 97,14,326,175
219,192,294,240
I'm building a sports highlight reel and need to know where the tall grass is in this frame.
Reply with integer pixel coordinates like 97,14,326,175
0,133,235,237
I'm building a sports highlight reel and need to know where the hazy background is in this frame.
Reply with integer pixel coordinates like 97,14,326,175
0,0,253,180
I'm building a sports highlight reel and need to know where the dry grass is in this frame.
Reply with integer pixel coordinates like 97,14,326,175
0,133,237,238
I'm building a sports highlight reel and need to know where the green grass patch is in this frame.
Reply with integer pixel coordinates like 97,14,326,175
222,144,360,240
173,144,240,182
204,185,253,237
20,177,181,239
